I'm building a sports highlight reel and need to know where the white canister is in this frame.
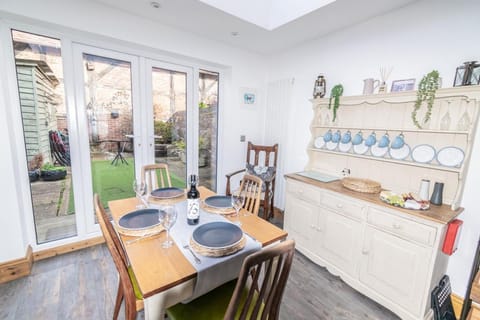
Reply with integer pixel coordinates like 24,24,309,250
419,179,430,201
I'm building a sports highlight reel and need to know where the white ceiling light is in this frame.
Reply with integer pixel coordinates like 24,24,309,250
198,0,337,30
150,1,161,9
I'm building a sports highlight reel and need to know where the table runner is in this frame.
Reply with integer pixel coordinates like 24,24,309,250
162,201,261,301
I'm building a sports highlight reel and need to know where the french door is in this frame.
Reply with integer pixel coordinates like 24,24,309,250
72,44,199,234
9,27,218,245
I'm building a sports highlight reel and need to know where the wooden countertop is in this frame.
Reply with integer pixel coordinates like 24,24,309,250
285,173,463,225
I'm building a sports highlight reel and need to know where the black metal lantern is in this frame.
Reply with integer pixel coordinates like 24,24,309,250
454,61,480,86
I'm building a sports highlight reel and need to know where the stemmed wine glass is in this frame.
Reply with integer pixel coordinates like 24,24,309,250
158,205,177,248
133,180,146,208
231,189,245,225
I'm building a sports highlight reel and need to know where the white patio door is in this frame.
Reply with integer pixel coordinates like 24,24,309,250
72,44,144,234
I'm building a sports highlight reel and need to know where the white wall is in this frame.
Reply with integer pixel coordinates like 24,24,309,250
267,0,480,297
0,0,268,261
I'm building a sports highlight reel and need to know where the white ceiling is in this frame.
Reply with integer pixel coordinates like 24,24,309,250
93,0,419,55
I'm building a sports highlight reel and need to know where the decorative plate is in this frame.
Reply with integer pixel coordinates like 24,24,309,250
204,195,233,209
325,141,338,151
411,144,436,164
192,222,243,249
436,146,465,167
150,187,185,199
118,208,161,230
338,141,352,153
370,143,388,157
353,141,369,155
389,144,411,160
314,136,325,149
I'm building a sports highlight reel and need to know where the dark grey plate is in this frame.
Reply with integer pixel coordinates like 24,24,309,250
118,208,160,230
192,222,243,249
150,187,184,199
204,195,233,209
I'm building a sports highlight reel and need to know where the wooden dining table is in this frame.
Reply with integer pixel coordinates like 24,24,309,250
108,186,288,320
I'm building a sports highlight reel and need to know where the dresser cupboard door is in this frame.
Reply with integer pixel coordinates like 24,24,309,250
315,208,362,277
284,194,317,250
359,226,432,316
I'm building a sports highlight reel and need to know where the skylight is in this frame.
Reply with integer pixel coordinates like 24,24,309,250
198,0,337,30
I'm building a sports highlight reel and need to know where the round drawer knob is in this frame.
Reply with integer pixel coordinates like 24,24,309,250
362,249,369,255
336,203,343,208
393,223,402,229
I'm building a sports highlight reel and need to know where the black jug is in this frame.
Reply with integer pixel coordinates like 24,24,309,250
430,182,444,206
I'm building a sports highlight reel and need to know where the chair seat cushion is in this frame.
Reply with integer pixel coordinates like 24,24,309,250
246,164,275,192
127,266,143,300
167,280,263,320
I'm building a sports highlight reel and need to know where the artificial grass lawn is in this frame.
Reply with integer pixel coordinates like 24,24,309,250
67,159,185,212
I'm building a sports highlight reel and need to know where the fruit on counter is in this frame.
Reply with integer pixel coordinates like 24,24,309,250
380,190,430,210
380,191,405,207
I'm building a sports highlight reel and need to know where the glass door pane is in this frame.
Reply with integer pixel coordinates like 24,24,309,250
81,53,136,208
151,67,187,188
11,29,77,244
198,70,219,191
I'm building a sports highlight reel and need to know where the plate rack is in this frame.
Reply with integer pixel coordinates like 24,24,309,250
307,86,480,210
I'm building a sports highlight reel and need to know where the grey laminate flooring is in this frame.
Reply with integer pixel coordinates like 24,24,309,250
0,244,399,320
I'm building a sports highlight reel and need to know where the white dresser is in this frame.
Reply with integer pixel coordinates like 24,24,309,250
284,174,462,320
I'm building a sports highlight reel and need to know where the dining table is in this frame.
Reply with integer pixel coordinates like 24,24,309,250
108,186,288,320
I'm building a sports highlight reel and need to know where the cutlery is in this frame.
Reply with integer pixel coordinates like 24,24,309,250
183,244,202,264
125,231,163,245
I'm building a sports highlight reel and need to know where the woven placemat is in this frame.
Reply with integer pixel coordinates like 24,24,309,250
147,194,187,205
342,177,381,193
190,235,246,257
115,223,164,237
200,202,236,215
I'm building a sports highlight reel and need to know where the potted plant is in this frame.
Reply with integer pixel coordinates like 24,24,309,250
329,84,344,122
412,70,440,129
40,162,67,181
28,154,43,182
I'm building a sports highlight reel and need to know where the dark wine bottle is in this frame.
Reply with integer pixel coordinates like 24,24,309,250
187,174,200,225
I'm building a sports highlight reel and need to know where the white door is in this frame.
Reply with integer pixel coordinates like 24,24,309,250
72,44,143,234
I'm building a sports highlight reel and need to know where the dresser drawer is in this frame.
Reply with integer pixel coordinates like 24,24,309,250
286,179,321,205
321,192,364,221
367,208,436,246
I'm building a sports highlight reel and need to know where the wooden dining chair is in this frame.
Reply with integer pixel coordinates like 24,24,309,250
240,174,263,216
166,239,296,320
141,163,172,194
226,142,278,220
94,194,144,320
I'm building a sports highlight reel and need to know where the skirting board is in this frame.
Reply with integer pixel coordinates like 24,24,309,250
33,236,105,261
452,293,463,319
0,245,33,284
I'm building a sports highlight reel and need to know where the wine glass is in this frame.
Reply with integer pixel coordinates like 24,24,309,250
133,180,146,208
158,205,177,248
231,189,245,225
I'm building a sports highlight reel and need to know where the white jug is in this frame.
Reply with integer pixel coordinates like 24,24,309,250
363,78,380,95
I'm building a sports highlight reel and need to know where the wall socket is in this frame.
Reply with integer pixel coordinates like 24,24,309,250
240,135,246,142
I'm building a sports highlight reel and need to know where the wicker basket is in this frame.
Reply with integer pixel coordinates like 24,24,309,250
342,177,381,194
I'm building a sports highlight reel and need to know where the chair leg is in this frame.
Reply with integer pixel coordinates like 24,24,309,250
113,282,124,320
263,187,270,220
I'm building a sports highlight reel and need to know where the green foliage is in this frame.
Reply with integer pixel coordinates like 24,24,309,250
154,121,173,143
412,70,440,129
328,84,344,122
41,162,66,172
199,101,209,109
174,139,186,150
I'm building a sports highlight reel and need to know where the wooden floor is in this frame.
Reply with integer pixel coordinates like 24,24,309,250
0,244,400,320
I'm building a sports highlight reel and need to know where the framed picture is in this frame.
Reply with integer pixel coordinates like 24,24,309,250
240,88,257,106
391,79,416,92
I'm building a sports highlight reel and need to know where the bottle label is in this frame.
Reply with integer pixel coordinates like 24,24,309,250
187,199,200,219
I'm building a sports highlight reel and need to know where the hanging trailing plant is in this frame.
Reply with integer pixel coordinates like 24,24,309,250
412,70,440,129
329,84,344,122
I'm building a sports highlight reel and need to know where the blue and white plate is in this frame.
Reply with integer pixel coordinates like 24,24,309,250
325,141,338,151
370,143,388,157
118,208,160,230
411,144,436,164
314,136,325,149
436,146,465,167
338,141,352,153
389,144,411,160
204,195,233,209
353,141,369,155
150,187,184,199
192,222,243,249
